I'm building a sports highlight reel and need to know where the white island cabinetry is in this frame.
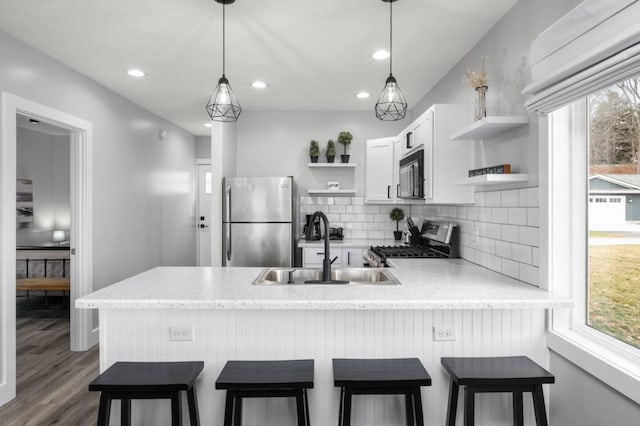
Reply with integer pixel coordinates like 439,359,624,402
78,261,569,426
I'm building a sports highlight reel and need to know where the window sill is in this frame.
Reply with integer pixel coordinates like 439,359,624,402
548,328,640,405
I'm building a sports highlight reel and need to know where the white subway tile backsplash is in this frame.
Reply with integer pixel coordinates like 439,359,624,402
362,222,380,231
326,213,341,222
485,191,501,206
329,205,346,214
478,207,492,222
356,214,374,222
491,208,508,224
353,197,364,206
374,214,388,223
519,264,539,285
519,226,539,246
502,259,520,279
368,230,386,239
501,190,519,207
508,208,527,225
350,230,368,238
335,197,352,205
364,206,380,214
456,207,467,219
341,214,356,222
300,197,313,205
532,247,539,266
512,243,532,264
486,223,502,239
501,224,519,242
481,237,496,254
527,208,539,227
495,241,512,259
486,254,503,273
467,207,479,221
519,187,538,207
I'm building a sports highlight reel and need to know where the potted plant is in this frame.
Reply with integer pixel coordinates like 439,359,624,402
337,131,353,163
326,140,336,163
309,140,320,163
389,207,405,241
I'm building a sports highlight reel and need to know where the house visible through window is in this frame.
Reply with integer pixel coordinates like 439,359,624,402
587,75,640,350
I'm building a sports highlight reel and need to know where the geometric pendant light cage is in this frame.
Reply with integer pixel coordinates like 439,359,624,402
206,0,242,122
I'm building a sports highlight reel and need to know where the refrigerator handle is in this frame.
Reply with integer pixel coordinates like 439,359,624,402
225,185,232,262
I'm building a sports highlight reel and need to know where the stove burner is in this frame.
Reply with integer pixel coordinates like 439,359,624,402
370,245,448,259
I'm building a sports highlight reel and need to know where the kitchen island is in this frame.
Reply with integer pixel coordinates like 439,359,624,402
77,260,570,425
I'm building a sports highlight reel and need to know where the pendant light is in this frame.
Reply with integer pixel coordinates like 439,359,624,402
206,0,242,122
375,0,407,121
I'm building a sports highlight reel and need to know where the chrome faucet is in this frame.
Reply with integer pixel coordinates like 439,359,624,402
305,211,343,283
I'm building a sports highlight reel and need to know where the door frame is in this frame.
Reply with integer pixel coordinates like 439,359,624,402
195,159,211,266
0,92,95,406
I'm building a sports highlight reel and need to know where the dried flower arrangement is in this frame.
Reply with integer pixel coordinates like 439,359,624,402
463,56,489,89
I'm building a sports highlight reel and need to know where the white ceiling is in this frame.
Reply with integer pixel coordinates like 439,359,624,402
0,0,517,136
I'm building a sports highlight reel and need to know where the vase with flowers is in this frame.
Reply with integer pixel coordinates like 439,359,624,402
464,57,489,121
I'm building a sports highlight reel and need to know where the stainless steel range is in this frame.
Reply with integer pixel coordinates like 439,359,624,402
364,220,458,267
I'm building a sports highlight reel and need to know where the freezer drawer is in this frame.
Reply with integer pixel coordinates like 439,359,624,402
223,177,293,223
222,223,292,267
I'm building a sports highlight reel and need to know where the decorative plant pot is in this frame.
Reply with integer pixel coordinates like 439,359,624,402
341,155,350,163
475,85,488,121
327,155,335,163
393,231,403,241
310,156,319,163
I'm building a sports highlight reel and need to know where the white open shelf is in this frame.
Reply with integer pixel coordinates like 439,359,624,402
307,162,357,168
454,174,529,186
450,116,528,141
308,189,356,196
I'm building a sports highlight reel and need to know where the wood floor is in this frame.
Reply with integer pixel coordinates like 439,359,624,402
0,315,100,425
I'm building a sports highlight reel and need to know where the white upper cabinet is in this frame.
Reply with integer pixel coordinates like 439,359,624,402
364,137,397,203
364,104,475,205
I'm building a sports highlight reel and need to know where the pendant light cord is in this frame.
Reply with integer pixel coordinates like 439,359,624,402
222,2,226,77
389,0,393,76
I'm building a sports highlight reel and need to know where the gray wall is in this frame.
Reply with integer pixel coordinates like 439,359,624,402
0,29,197,292
550,352,640,425
235,111,405,195
196,135,211,159
16,126,70,246
409,0,640,421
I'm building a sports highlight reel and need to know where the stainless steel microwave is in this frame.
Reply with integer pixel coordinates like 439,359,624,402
399,149,424,199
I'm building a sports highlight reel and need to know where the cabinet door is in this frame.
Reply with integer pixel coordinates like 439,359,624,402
421,110,434,201
365,138,395,203
392,138,405,203
303,247,342,267
343,248,365,267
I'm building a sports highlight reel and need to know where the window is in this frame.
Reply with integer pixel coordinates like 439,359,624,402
204,171,212,194
586,77,640,350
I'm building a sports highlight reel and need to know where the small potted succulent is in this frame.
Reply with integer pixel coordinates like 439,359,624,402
309,140,320,163
389,207,405,241
337,131,353,163
326,140,336,163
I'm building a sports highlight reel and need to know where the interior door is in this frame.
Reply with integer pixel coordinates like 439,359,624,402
197,164,212,266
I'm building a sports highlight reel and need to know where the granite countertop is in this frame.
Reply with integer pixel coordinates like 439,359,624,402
76,260,572,311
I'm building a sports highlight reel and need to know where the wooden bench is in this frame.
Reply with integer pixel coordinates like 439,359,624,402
16,277,70,307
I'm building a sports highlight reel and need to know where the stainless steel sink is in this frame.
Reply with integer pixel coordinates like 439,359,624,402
252,267,400,285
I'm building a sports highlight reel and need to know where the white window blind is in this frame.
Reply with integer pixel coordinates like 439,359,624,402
523,0,640,113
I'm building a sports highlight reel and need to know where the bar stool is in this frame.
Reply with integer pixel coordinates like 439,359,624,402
215,359,314,426
88,361,204,426
332,358,431,426
441,356,555,426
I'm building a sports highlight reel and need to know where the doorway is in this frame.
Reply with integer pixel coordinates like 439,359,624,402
0,93,94,406
196,161,212,266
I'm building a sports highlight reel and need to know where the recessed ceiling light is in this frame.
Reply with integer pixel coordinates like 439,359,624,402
125,69,147,78
371,50,390,60
204,123,212,128
251,81,268,89
355,92,370,99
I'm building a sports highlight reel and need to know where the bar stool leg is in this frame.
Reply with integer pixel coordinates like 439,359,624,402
513,391,524,426
97,393,112,426
187,385,200,426
464,387,475,426
295,390,306,426
234,395,243,426
121,398,131,426
171,391,183,426
405,393,415,426
532,384,549,426
413,388,424,426
304,389,311,426
338,387,344,426
343,388,352,426
445,380,459,426
223,391,234,426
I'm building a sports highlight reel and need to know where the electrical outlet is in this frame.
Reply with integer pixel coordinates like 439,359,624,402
433,326,456,341
169,326,193,341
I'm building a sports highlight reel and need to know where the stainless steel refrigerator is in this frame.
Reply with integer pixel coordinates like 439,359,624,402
222,176,294,267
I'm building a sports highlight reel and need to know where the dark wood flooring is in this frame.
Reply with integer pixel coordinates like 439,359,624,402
0,309,100,425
